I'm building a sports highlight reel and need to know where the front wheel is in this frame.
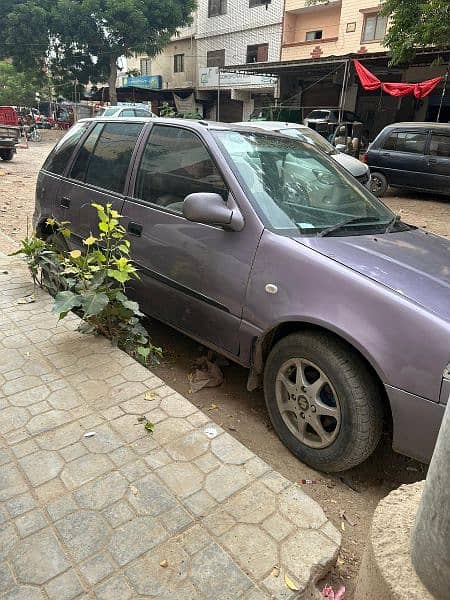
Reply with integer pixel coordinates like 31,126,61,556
264,332,383,472
30,129,41,142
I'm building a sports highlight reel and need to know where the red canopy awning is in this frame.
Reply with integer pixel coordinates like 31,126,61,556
354,59,442,99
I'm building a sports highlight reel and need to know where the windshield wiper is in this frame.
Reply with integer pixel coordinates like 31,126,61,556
384,214,401,234
318,216,381,237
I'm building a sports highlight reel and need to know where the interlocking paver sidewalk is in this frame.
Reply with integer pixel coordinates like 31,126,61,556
0,253,341,600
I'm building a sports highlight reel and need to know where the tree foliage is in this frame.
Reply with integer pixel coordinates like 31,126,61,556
382,0,450,64
0,61,46,106
0,0,196,104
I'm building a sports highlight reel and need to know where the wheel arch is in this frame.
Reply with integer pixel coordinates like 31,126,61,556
249,319,392,425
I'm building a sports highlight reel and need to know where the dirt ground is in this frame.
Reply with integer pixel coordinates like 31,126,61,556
1,133,448,596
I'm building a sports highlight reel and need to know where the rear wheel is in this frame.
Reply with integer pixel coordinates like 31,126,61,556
0,149,14,161
370,172,388,197
264,331,383,472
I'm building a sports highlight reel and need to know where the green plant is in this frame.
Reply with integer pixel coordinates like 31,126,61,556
159,102,177,118
14,204,161,365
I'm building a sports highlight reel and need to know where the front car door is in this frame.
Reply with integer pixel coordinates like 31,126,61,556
121,123,263,356
427,131,450,194
57,121,145,246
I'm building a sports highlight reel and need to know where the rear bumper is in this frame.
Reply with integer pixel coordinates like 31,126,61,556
386,384,445,463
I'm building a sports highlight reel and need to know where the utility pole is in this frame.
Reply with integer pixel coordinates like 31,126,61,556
338,59,350,123
411,396,450,598
436,57,449,122
217,68,221,121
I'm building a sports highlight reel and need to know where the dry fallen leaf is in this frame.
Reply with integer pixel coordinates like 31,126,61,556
271,566,280,578
208,403,218,410
284,573,299,591
129,485,138,496
160,559,168,568
144,391,158,401
341,521,346,532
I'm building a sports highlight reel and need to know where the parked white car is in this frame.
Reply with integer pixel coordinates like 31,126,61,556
237,121,371,188
98,104,156,118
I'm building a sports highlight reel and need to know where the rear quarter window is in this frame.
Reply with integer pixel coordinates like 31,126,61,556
42,122,88,175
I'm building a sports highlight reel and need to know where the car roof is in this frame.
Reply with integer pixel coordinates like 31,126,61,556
382,122,450,131
234,121,307,131
78,116,286,134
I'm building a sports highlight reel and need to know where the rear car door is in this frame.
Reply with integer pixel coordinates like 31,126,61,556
57,121,144,246
426,132,450,194
377,129,429,187
121,123,261,356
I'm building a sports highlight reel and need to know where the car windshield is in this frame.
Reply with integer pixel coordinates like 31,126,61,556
279,127,336,155
214,130,394,236
307,111,330,120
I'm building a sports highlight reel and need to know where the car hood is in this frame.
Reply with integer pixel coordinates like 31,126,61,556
299,229,450,321
332,152,368,177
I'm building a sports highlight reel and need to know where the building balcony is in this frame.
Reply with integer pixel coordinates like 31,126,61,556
285,0,341,15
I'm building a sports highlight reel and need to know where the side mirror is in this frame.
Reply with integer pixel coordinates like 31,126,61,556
183,193,244,231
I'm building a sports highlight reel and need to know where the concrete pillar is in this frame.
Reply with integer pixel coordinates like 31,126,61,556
411,397,450,599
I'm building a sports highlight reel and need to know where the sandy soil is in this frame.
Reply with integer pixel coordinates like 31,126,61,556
1,133,448,596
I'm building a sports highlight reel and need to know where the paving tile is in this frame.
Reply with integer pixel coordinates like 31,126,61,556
2,586,46,600
0,406,29,435
56,510,111,562
127,473,177,516
0,464,28,501
101,500,135,528
190,542,253,599
118,459,148,482
204,464,252,502
47,494,79,521
74,472,128,511
10,528,70,585
108,516,167,566
60,454,113,489
211,433,254,464
221,523,278,579
60,442,87,462
94,575,134,600
44,569,84,600
19,450,64,486
0,561,15,592
27,410,72,435
79,552,115,585
0,522,18,561
15,509,48,537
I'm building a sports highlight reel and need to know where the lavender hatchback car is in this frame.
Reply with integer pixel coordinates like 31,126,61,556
33,117,450,471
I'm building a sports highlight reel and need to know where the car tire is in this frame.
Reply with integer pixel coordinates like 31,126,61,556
370,172,388,197
263,331,383,472
0,149,14,161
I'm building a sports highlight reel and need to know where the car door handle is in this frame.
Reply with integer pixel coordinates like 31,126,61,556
428,158,438,164
60,196,70,208
381,152,391,158
127,222,143,237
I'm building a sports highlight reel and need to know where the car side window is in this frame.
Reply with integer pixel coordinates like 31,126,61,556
429,134,450,158
42,122,88,175
70,123,103,181
134,125,227,214
395,132,427,154
121,109,135,117
135,109,151,117
69,122,143,193
382,132,397,150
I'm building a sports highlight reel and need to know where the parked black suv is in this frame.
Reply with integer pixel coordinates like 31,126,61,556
366,122,450,196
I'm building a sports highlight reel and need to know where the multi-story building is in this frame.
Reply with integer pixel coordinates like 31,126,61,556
116,21,198,115
232,0,449,133
196,0,284,120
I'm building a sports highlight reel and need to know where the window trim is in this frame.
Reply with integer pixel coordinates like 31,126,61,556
249,0,271,7
361,12,388,43
428,132,450,158
173,53,185,73
246,43,269,64
130,122,230,217
64,120,147,196
41,121,91,177
208,0,227,18
381,129,430,155
305,30,323,41
207,49,226,68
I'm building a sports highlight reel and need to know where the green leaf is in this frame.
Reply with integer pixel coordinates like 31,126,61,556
98,221,108,233
80,292,109,317
53,291,81,317
122,300,140,312
107,269,129,283
144,420,154,433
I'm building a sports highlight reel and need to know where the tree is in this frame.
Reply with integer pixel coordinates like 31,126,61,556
382,0,450,64
0,0,196,105
0,61,46,106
